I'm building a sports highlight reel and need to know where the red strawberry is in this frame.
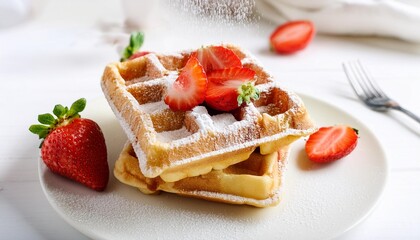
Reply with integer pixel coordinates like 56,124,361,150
164,56,208,111
305,125,359,163
29,98,109,191
128,51,151,60
193,45,242,72
270,20,315,54
205,67,259,111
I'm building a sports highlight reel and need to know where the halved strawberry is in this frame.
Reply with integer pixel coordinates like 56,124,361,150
193,46,242,72
270,20,315,54
164,56,207,111
305,125,359,163
205,67,258,112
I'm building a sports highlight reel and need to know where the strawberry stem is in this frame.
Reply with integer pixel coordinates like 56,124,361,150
237,82,260,106
29,98,87,147
353,128,359,135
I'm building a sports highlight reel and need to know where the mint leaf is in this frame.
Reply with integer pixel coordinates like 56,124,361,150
67,98,86,117
38,113,56,125
120,32,145,61
53,104,66,118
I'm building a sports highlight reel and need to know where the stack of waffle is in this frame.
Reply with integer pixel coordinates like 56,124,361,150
101,44,315,207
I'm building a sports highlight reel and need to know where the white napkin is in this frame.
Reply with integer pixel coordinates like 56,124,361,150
256,0,420,43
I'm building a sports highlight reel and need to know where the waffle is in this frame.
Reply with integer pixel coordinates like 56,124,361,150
101,44,315,182
114,142,290,207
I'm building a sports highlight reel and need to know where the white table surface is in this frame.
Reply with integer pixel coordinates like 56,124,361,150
1,0,420,239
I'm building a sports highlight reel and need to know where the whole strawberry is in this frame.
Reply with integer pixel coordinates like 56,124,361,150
29,98,109,191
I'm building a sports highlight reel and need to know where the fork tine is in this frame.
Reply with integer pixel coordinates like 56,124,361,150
350,60,377,98
343,61,370,100
354,60,388,98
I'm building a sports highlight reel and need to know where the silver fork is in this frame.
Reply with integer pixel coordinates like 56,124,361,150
343,60,420,124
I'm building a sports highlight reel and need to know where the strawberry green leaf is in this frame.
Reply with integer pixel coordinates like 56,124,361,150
67,98,86,118
120,32,145,62
30,98,89,147
38,113,56,125
38,130,50,139
29,124,50,139
53,104,66,118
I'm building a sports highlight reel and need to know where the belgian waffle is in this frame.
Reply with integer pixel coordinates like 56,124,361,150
101,44,315,182
114,142,289,207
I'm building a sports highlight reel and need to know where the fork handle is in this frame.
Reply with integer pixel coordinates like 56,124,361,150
392,106,420,124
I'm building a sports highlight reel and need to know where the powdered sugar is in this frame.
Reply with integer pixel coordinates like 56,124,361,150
126,76,152,85
211,113,237,130
189,106,215,131
156,127,192,143
138,100,167,114
162,70,179,86
168,0,258,24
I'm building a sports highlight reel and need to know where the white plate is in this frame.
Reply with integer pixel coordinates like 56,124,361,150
39,94,388,240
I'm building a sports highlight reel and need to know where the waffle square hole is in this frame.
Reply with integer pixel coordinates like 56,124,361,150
254,86,290,116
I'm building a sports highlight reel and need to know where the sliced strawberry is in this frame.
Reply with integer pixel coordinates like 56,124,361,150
205,67,258,112
270,20,315,54
193,46,242,72
128,51,151,60
164,56,207,111
305,125,359,163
